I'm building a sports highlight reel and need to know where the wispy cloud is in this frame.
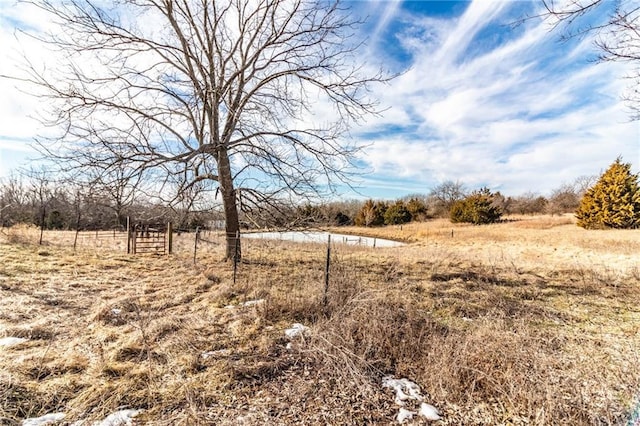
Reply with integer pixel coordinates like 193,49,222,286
369,0,404,47
353,0,639,197
0,0,638,196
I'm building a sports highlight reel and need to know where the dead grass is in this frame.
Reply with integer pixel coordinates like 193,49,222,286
0,219,639,424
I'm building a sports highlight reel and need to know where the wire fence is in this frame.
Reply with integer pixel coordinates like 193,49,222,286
5,223,402,306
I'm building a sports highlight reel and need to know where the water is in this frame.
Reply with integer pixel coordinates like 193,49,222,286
242,230,404,248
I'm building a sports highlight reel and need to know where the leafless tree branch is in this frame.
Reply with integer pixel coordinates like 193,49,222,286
16,0,390,259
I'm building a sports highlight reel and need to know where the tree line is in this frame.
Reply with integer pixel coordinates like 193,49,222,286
0,169,217,232
2,158,637,232
0,170,592,231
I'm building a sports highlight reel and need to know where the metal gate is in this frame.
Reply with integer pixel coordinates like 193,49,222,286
129,223,173,255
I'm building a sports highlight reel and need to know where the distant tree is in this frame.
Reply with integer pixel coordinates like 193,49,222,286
355,200,387,227
332,200,364,222
384,200,412,225
450,188,502,225
24,167,55,244
334,211,352,226
296,204,326,227
0,175,30,227
491,191,513,215
166,176,215,231
405,197,428,221
46,210,65,230
87,164,141,228
512,192,548,215
573,175,598,198
429,181,467,217
576,158,640,229
547,183,580,215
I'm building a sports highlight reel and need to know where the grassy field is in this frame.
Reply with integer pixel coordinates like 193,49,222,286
1,215,639,425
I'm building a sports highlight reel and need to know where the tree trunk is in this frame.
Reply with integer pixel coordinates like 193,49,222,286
218,148,241,261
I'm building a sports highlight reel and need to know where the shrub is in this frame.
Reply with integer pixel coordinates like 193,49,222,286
450,188,502,224
405,197,428,221
46,210,66,230
510,192,548,215
548,183,580,215
576,158,640,229
333,211,352,226
384,201,412,225
354,200,387,227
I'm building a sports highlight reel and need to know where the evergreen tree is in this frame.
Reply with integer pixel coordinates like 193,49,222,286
450,188,502,225
405,197,428,221
576,158,640,229
384,201,412,225
355,200,387,227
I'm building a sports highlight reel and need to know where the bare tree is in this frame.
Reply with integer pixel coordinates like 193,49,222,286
510,191,548,215
166,175,217,229
573,174,598,197
428,180,467,217
20,0,386,259
547,182,580,215
540,0,640,118
85,163,142,228
23,166,55,244
0,174,30,227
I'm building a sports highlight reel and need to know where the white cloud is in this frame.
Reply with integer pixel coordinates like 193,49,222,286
353,0,640,197
0,1,60,176
434,0,510,65
0,0,638,196
369,0,403,46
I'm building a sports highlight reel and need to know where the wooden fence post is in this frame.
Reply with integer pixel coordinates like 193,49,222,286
73,210,81,253
193,226,200,264
39,206,46,245
126,217,131,254
167,222,173,254
233,230,240,284
323,234,331,307
132,224,137,254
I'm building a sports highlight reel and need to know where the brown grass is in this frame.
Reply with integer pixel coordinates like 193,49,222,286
0,217,639,425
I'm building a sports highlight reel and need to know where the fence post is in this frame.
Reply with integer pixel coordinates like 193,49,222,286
73,210,81,253
323,234,331,307
132,225,137,254
126,217,131,254
167,222,173,254
233,230,240,284
193,226,200,264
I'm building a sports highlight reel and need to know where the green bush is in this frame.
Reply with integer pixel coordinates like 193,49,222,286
450,188,502,224
405,197,428,221
576,158,640,229
384,201,412,225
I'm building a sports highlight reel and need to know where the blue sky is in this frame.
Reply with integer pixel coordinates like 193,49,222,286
0,0,638,199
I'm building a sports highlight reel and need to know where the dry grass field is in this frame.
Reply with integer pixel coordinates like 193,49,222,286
1,215,639,425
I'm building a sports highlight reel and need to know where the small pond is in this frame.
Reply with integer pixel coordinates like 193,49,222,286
243,231,405,248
